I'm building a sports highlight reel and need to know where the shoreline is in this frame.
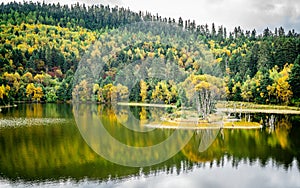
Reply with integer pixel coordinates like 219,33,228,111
117,102,176,108
217,101,300,111
2,101,300,115
217,108,300,115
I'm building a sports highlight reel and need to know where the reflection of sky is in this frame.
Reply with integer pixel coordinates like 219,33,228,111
114,159,300,188
3,0,300,33
1,159,299,187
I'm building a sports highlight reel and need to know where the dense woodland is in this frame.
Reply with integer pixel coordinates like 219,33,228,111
0,2,300,106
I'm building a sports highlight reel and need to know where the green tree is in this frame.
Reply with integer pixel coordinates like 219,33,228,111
289,55,300,99
56,81,67,102
45,87,57,102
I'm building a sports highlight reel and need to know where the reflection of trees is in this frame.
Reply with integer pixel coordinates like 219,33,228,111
181,114,298,171
0,116,143,181
262,114,292,149
0,103,71,118
195,129,220,152
182,129,222,162
74,104,194,167
269,118,291,149
1,105,300,181
287,115,300,170
81,106,300,170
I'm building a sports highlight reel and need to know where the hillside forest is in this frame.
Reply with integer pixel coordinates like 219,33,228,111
1,2,300,107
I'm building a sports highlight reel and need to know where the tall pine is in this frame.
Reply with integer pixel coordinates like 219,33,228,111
289,55,300,99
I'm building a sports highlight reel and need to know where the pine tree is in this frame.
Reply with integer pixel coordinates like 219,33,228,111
289,55,300,99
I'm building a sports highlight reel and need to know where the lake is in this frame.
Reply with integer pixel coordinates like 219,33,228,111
0,104,300,187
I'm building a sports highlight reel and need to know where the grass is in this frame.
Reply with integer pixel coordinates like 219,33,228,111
146,120,262,130
217,101,300,110
117,102,176,108
223,121,262,129
216,101,300,114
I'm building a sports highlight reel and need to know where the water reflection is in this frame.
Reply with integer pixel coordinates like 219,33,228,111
0,104,299,186
73,104,196,167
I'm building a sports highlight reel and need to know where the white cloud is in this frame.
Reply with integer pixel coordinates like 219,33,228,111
114,0,300,32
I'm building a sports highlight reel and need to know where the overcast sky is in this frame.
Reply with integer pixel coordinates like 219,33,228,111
4,0,300,33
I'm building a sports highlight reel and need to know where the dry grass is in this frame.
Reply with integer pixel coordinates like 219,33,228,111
223,121,262,129
117,102,176,108
216,101,300,114
146,120,262,130
217,101,300,110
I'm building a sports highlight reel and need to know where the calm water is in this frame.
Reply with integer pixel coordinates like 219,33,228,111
0,104,300,188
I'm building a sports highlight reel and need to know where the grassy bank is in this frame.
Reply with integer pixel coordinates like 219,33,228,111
217,101,300,114
117,102,176,108
217,101,300,111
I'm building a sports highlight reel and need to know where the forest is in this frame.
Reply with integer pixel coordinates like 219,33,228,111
0,1,300,106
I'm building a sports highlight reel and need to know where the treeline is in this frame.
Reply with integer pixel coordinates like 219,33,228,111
0,2,300,106
2,1,299,40
0,1,142,30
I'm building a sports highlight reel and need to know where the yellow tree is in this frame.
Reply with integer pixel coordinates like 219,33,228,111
241,75,255,102
276,64,293,104
93,84,104,103
72,80,91,102
32,86,44,102
34,74,44,84
33,73,52,86
267,64,293,104
103,83,114,103
182,74,224,118
111,84,129,103
26,83,36,100
194,81,219,118
21,72,33,83
3,72,21,97
3,72,19,84
0,85,8,100
151,81,171,104
277,76,293,104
